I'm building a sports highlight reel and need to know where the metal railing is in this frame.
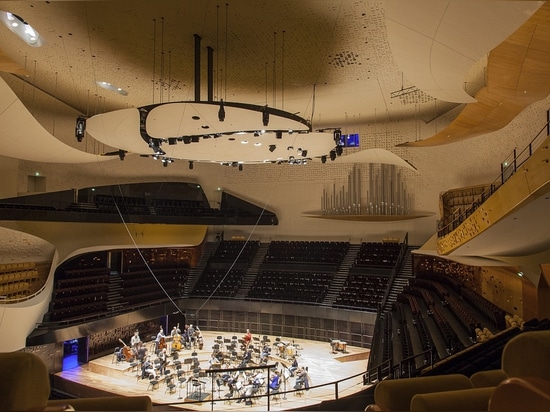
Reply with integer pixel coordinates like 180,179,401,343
438,118,550,237
153,363,366,410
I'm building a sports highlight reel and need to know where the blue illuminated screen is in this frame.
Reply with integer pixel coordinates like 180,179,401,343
338,133,360,147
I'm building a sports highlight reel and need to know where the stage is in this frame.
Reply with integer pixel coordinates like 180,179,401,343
55,331,370,411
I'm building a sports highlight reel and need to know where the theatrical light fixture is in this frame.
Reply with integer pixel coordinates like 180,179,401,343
168,137,177,145
239,164,243,171
191,136,200,143
336,145,343,156
183,137,191,144
333,129,341,143
276,131,283,139
301,150,308,157
269,144,276,152
321,155,327,164
75,116,86,142
118,150,125,161
218,99,225,121
189,161,194,170
330,150,336,161
0,11,43,47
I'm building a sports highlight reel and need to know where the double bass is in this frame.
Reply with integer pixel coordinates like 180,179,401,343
118,339,133,362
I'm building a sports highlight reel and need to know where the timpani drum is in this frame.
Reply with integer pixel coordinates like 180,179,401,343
338,341,347,352
278,343,285,355
286,345,296,357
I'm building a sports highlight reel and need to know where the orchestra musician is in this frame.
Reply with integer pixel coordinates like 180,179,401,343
187,324,196,348
130,330,141,348
157,348,168,375
155,326,166,353
141,356,153,379
243,329,252,347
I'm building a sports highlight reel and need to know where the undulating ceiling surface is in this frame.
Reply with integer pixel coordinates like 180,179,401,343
0,0,546,164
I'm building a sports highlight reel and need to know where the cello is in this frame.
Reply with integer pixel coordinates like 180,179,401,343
118,339,133,362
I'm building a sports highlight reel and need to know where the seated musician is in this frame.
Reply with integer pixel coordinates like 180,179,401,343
288,357,298,376
130,330,141,348
239,348,252,367
294,366,309,389
259,343,271,364
141,357,153,379
136,345,148,362
268,370,280,390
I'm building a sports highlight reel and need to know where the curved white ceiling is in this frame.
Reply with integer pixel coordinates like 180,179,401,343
385,0,543,103
0,76,112,164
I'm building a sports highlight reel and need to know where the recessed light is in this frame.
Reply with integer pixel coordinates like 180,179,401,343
96,81,128,96
241,140,249,144
0,11,44,47
254,142,262,146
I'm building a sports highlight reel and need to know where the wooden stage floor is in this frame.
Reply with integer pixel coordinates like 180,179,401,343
55,331,370,411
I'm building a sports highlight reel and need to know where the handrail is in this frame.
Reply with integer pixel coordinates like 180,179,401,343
438,117,550,237
152,364,367,410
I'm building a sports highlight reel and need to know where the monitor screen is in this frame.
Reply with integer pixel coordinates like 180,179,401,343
338,133,360,147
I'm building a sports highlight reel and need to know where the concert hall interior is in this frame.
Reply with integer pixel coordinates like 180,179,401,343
2,1,550,411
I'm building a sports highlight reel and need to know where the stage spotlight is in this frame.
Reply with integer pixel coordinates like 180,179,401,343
321,155,327,164
75,116,86,142
276,131,283,139
239,164,243,171
152,154,159,160
336,145,343,156
189,161,194,170
191,136,200,143
301,150,307,157
269,145,276,152
262,106,269,127
163,160,168,167
118,150,125,161
168,137,177,145
218,99,225,122
183,137,191,144
330,150,336,161
334,129,341,143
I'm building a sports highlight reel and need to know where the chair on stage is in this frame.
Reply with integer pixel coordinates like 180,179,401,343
165,376,176,395
112,347,123,364
270,383,282,404
147,374,159,391
183,357,193,371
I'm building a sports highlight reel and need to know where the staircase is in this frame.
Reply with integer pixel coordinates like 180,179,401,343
322,244,360,305
107,272,124,313
381,246,418,313
182,241,219,298
234,242,269,299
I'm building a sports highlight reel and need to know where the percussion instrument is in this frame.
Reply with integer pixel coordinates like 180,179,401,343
337,341,347,352
286,345,296,357
277,343,285,355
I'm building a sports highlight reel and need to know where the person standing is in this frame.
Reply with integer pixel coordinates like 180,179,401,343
155,326,165,353
130,330,141,348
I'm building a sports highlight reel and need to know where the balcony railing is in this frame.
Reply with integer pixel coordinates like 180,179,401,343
437,116,550,238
